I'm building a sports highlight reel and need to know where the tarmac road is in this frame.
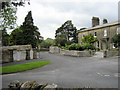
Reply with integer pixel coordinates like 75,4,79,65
2,52,118,88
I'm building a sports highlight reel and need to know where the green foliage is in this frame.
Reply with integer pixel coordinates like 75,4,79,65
61,44,69,50
7,11,42,48
96,48,100,51
20,11,41,48
2,29,9,46
111,34,120,48
40,38,54,48
0,2,17,46
82,34,98,44
55,20,78,45
58,44,61,48
8,27,24,46
68,43,83,51
83,43,96,50
0,2,17,30
62,43,96,51
55,34,67,46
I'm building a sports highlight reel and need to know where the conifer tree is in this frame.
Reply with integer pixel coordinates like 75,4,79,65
20,11,40,48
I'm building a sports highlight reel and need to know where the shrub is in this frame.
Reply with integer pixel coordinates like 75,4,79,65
96,48,100,51
68,43,77,50
61,44,69,50
83,43,96,50
58,44,61,48
61,43,96,51
67,43,83,51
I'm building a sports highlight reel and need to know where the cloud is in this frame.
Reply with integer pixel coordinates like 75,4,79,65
16,0,118,39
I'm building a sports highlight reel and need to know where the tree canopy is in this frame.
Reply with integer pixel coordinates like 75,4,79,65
8,27,23,46
55,20,78,45
55,34,67,46
40,38,54,48
111,34,120,48
19,11,41,48
0,2,17,46
8,11,41,48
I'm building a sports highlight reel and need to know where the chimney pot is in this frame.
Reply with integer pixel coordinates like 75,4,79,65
92,17,100,27
103,19,108,24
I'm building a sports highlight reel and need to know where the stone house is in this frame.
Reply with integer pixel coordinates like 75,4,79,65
78,17,120,50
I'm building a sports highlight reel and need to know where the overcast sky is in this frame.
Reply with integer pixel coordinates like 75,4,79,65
16,0,119,40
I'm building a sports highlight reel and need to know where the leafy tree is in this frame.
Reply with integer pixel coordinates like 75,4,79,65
82,34,98,44
40,38,54,48
2,30,9,46
55,20,78,44
111,34,120,48
20,11,40,48
8,27,24,46
0,2,17,30
0,2,17,46
1,0,29,10
55,34,67,46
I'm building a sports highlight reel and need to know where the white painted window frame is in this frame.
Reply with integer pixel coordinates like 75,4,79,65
104,29,107,36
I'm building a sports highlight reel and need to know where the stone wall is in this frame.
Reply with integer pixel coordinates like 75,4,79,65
49,46,95,57
49,46,60,54
2,45,40,63
13,50,26,62
33,49,37,59
2,49,13,63
104,50,119,58
37,52,40,59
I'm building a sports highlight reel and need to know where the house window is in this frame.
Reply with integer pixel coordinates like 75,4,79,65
117,27,120,34
113,43,115,48
94,32,97,37
104,29,107,36
97,41,99,48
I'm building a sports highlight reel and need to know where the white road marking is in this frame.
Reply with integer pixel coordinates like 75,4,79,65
104,75,110,77
97,72,111,77
97,72,103,76
114,73,120,77
97,72,120,77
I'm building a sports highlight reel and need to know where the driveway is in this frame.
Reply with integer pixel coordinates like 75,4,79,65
2,52,118,88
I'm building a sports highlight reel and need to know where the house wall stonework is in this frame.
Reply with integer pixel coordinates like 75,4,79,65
78,21,119,50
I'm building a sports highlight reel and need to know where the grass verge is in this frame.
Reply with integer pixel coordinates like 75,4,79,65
0,61,50,74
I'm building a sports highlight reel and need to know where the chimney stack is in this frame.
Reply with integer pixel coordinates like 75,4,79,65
103,18,108,24
92,17,100,27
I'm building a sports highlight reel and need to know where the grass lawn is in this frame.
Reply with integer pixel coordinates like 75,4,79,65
0,61,50,74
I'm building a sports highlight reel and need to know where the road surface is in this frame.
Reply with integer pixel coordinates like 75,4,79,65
2,52,118,88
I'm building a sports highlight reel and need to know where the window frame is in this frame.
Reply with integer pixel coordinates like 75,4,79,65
104,29,107,36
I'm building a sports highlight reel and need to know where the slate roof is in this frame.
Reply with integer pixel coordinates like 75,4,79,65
79,21,119,33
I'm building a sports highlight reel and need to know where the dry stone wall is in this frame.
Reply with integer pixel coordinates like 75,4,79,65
2,49,13,63
49,46,60,54
13,50,26,61
49,46,95,57
104,50,119,58
1,45,40,63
